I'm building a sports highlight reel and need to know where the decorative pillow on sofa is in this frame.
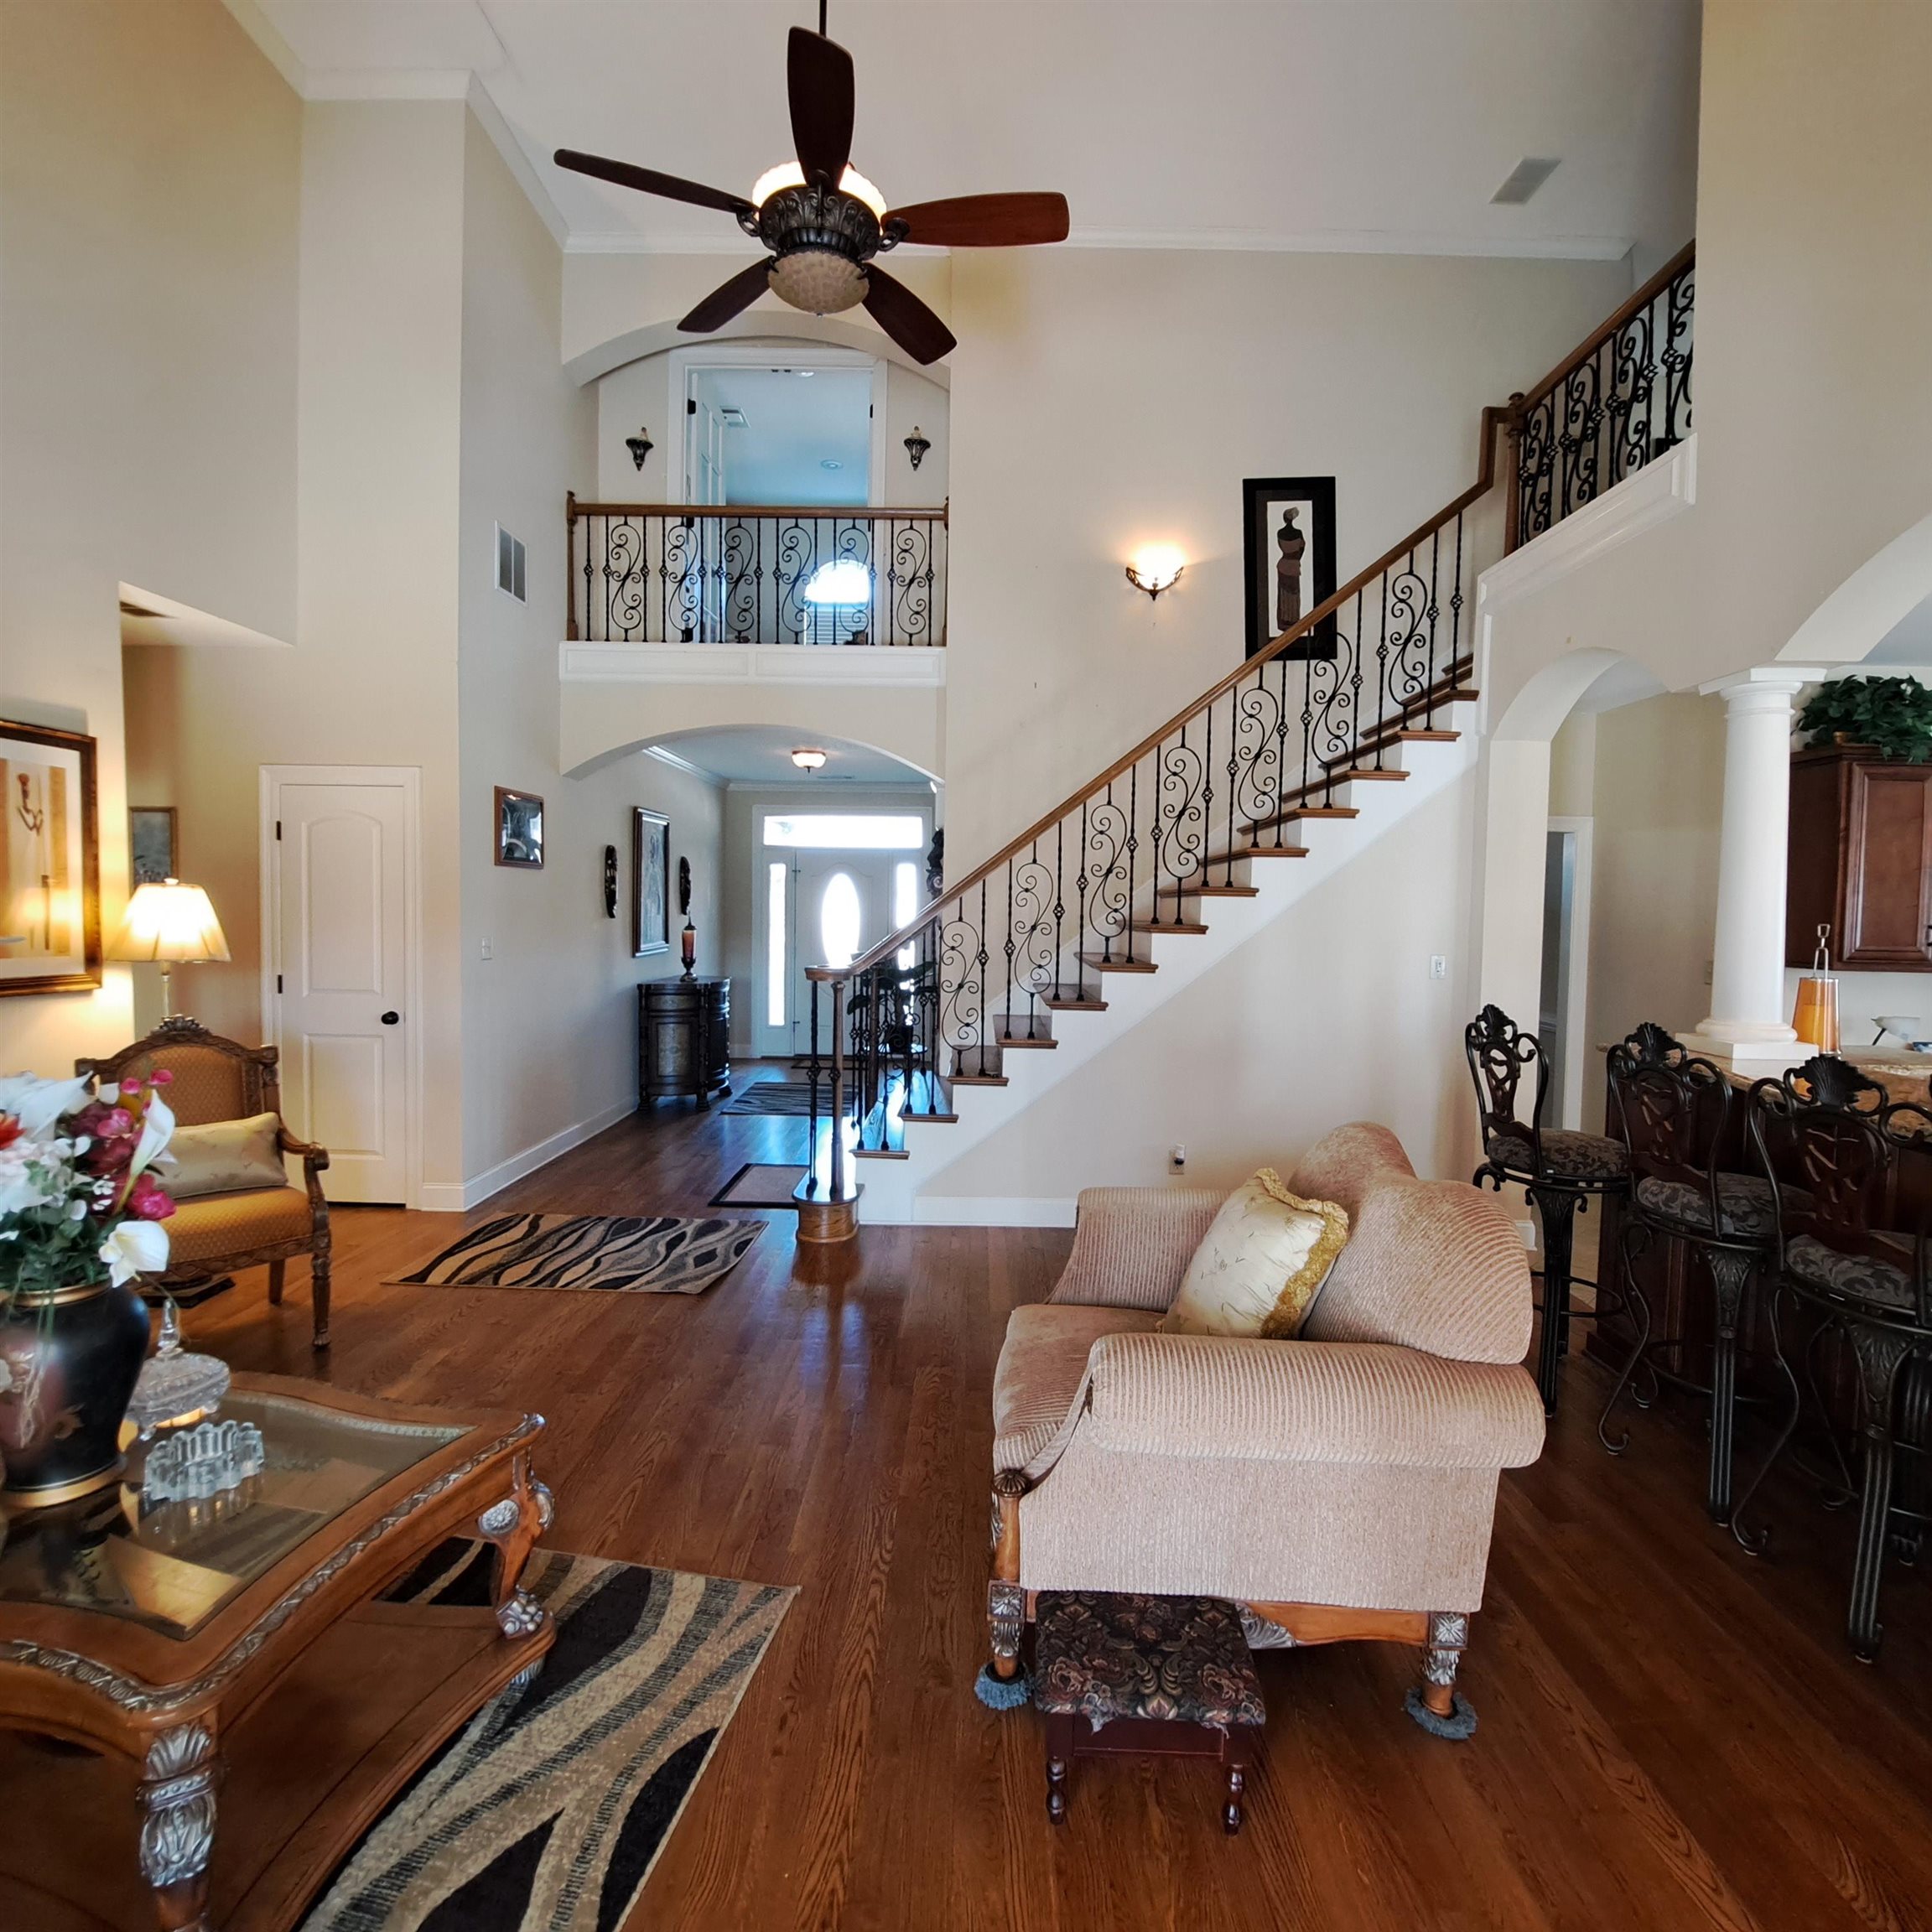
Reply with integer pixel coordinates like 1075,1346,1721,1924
161,1113,288,1200
1157,1169,1349,1339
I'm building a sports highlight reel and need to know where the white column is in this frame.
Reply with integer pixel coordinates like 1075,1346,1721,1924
1694,666,1824,1066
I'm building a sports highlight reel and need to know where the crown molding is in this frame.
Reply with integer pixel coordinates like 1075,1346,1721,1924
217,4,568,249
641,745,721,787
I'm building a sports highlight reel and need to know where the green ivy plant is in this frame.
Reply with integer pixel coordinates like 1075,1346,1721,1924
1797,675,1932,763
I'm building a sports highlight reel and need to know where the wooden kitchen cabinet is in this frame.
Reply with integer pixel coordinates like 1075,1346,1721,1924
1787,745,1932,969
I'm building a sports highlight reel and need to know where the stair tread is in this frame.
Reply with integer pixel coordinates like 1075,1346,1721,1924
1078,952,1158,974
1043,996,1107,1011
950,1073,1010,1087
1249,807,1358,832
854,1146,910,1160
995,1032,1057,1049
1331,767,1409,781
1130,921,1208,936
1187,885,1259,898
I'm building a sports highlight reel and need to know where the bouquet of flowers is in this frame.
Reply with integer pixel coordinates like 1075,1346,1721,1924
0,1070,178,1311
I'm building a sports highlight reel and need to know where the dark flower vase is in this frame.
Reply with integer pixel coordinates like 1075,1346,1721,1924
0,1280,152,1506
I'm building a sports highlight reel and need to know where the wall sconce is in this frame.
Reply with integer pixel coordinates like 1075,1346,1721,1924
1124,543,1186,601
791,747,828,772
625,427,654,471
904,425,931,470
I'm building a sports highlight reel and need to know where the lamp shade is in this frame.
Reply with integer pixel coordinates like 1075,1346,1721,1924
108,880,230,964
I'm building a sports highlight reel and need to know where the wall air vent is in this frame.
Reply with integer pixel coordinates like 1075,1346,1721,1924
496,524,527,603
720,408,748,428
1491,157,1561,205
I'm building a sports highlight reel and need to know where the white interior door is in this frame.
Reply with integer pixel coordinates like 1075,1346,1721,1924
267,771,413,1203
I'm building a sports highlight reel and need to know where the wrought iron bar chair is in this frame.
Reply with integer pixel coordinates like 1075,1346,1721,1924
1597,1024,1794,1537
1748,1055,1932,1659
1467,1004,1630,1415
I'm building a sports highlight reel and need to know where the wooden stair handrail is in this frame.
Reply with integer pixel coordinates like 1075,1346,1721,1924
813,401,1517,985
1511,241,1695,419
569,496,948,523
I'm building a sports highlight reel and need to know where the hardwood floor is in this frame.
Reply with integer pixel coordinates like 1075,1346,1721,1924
29,1074,1932,1929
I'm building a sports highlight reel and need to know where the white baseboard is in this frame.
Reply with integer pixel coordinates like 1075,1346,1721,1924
911,1195,1079,1228
423,1094,636,1213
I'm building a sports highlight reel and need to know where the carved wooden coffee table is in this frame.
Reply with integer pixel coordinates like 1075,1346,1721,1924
0,1374,554,1932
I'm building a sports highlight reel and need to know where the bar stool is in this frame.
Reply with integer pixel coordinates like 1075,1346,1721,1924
1467,1003,1630,1415
1749,1055,1932,1659
1597,1024,1787,1534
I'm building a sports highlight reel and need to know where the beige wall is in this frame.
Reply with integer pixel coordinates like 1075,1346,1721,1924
0,0,299,1071
458,113,727,1185
1574,694,1724,1125
121,98,471,1188
938,247,1633,872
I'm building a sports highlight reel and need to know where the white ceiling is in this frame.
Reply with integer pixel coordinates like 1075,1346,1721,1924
693,366,873,506
650,726,932,786
233,2,1701,260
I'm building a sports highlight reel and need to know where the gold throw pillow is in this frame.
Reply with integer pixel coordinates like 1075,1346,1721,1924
162,1113,288,1200
1159,1170,1350,1339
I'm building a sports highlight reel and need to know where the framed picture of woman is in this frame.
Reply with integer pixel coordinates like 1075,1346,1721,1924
1242,476,1337,660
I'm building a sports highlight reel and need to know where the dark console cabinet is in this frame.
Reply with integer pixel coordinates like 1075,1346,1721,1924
1788,747,1932,969
640,977,730,1105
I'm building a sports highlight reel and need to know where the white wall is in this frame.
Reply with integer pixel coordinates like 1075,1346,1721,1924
0,0,300,1072
925,768,1481,1204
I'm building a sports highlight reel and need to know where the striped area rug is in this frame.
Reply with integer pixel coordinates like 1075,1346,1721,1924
299,1542,792,1932
720,1081,824,1116
392,1213,764,1295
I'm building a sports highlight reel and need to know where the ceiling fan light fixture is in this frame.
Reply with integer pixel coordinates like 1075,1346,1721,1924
791,747,828,771
771,247,869,315
751,160,886,219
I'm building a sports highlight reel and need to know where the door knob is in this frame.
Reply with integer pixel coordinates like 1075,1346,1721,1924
380,1011,400,1025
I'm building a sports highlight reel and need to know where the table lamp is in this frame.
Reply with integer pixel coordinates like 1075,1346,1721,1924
107,878,230,1020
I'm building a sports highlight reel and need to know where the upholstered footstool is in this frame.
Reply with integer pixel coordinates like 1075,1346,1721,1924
1032,1591,1265,1834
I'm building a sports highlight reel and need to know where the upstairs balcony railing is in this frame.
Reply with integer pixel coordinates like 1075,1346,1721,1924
566,496,947,647
1511,241,1694,547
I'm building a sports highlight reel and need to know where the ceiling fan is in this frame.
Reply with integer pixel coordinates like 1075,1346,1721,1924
553,12,1069,365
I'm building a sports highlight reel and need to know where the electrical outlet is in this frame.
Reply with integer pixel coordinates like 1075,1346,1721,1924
1704,958,1714,986
480,937,493,960
1429,955,1448,980
1169,1145,1187,1174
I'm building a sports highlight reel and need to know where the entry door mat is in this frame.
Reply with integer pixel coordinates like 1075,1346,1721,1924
391,1213,764,1295
299,1541,794,1932
720,1081,825,1116
710,1161,810,1208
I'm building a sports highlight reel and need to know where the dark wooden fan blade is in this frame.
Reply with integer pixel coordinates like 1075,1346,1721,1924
554,149,752,217
885,193,1071,247
787,27,854,184
862,267,956,365
679,260,776,332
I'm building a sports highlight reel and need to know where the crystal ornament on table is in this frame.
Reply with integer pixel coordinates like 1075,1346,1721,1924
127,1298,231,1440
143,1415,264,1504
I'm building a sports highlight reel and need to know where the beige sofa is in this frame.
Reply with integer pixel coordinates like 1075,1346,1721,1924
985,1123,1545,1730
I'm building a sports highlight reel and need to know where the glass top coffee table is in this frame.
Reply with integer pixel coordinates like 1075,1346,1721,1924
0,1374,553,1932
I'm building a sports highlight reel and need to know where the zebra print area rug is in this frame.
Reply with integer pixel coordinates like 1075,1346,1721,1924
719,1080,824,1116
392,1213,764,1295
299,1542,792,1932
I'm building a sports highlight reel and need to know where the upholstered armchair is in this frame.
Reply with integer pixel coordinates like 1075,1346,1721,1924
984,1124,1544,1732
75,1017,333,1348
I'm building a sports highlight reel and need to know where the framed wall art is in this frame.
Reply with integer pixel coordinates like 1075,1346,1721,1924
495,787,545,868
633,808,670,957
0,719,101,996
129,806,177,886
1243,476,1337,660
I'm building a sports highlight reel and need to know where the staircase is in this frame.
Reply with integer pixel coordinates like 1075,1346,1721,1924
799,246,1695,1226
